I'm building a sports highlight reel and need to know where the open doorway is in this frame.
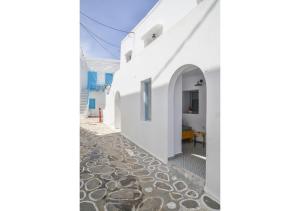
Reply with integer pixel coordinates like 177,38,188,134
168,65,207,179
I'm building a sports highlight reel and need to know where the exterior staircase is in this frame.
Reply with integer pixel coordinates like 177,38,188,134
80,89,88,118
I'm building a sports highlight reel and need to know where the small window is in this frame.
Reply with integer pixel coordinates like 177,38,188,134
142,24,163,47
141,79,152,121
89,98,96,109
183,90,199,114
105,73,113,85
125,51,132,62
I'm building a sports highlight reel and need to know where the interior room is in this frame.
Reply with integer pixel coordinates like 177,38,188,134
169,69,207,179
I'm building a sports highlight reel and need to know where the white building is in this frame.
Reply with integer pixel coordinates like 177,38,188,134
80,51,120,117
103,0,220,202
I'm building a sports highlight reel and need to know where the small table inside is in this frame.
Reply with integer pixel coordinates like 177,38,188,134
193,131,206,147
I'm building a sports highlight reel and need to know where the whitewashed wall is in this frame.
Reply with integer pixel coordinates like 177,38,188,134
103,0,220,201
86,58,120,74
88,90,106,117
204,69,220,202
80,50,88,90
173,74,182,155
121,0,201,63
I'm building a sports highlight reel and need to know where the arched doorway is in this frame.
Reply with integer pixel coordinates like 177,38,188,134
168,64,207,179
114,91,121,129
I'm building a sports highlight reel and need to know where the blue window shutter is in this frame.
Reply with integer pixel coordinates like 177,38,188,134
88,71,97,90
89,98,96,109
105,73,113,85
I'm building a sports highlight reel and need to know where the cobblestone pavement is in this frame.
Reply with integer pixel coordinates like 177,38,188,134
80,118,120,135
80,119,209,211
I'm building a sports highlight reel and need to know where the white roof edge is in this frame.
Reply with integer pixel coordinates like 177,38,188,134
121,0,162,43
85,57,120,63
130,0,162,32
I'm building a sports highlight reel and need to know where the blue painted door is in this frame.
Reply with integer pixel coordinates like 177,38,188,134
88,71,97,90
89,98,96,109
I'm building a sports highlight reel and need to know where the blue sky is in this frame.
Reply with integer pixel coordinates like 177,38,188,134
80,0,158,60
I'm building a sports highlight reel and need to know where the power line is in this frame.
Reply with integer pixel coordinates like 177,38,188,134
80,22,120,49
80,23,117,58
80,23,118,59
80,11,134,34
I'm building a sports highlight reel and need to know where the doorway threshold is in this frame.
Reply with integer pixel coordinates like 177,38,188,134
191,153,207,160
168,141,206,179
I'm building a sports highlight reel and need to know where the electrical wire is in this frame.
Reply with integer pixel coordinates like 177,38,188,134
80,22,120,49
80,23,118,58
80,11,134,34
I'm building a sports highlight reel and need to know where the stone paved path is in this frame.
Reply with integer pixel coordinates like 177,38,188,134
80,119,208,211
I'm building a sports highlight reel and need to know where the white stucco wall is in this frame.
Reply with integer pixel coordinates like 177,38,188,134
102,89,116,127
86,58,120,74
204,69,220,201
173,74,182,156
80,50,88,90
121,0,200,63
103,0,219,201
88,90,106,117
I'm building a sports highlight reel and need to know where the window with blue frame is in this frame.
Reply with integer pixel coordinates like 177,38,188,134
89,98,96,109
105,73,113,85
88,71,97,90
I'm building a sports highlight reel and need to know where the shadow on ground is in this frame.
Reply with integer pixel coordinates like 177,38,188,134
80,125,209,211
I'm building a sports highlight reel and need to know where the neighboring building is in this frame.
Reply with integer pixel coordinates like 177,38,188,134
80,52,120,117
103,0,220,203
80,49,89,117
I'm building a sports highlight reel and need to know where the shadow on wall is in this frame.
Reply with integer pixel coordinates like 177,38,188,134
114,66,219,161
152,0,218,83
116,83,169,163
114,91,121,129
115,66,219,200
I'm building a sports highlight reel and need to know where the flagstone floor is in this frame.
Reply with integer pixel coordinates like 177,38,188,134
80,118,210,211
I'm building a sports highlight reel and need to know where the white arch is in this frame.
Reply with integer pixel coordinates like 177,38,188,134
168,64,206,157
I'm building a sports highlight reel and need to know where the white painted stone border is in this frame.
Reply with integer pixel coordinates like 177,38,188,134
84,178,102,191
80,201,99,211
173,180,188,192
179,199,201,211
200,193,220,211
80,190,86,200
136,197,164,211
88,188,107,201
